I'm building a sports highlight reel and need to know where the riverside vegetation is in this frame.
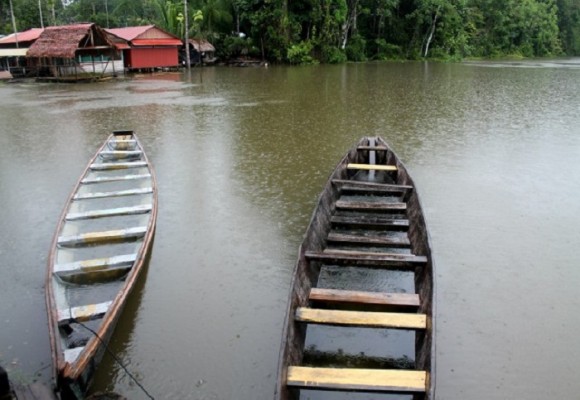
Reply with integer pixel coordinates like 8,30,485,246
1,0,579,63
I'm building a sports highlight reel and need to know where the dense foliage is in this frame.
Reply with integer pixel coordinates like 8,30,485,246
1,0,579,62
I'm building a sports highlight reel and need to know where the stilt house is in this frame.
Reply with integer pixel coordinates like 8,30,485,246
0,28,44,76
27,24,119,80
105,25,182,71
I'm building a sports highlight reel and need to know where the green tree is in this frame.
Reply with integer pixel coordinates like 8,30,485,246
557,0,580,55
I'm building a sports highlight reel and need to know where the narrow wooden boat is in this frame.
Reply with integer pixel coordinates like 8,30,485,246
45,130,157,398
276,136,435,400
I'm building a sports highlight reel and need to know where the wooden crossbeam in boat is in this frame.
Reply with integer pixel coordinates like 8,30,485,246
58,226,147,246
90,161,147,171
81,173,151,184
73,187,153,200
357,145,389,151
332,179,413,191
305,249,427,267
335,200,407,211
108,139,136,148
66,204,152,221
331,215,409,230
57,301,113,325
327,232,410,247
54,253,137,276
295,307,426,329
99,150,142,158
287,366,427,393
347,163,397,171
109,139,135,145
310,288,420,307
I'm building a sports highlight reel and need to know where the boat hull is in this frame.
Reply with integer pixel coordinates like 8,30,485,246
45,130,158,398
275,136,435,400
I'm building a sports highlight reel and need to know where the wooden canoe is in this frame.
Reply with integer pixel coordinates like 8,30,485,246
275,137,435,400
45,130,158,398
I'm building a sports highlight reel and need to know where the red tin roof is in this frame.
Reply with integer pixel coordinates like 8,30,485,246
106,25,155,41
0,28,44,45
105,25,181,46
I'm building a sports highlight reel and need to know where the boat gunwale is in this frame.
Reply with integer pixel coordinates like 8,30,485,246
45,131,158,395
274,136,436,400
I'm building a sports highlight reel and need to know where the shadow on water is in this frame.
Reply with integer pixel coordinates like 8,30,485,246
87,240,155,398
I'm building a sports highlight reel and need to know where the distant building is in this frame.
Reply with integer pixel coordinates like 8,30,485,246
106,25,182,71
27,23,119,80
0,28,44,76
182,38,216,66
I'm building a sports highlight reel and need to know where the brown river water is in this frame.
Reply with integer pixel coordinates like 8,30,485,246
0,59,579,400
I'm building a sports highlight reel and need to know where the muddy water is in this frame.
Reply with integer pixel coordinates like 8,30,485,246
0,59,579,399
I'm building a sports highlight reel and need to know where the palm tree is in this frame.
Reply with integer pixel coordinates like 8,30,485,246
201,0,232,35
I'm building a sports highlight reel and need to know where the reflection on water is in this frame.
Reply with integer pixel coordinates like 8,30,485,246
0,59,579,399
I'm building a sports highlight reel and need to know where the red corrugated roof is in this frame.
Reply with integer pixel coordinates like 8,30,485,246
131,39,182,46
106,25,155,41
0,28,44,44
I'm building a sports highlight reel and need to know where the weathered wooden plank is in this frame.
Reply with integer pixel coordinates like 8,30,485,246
332,179,413,191
54,253,137,275
356,145,389,151
66,204,152,221
305,249,427,266
73,187,153,200
81,173,151,184
90,161,147,170
336,200,407,211
327,232,410,247
331,215,409,230
295,307,426,329
309,288,420,307
99,150,142,159
57,226,147,246
57,301,112,325
347,163,397,171
107,139,136,151
287,366,427,393
337,186,405,196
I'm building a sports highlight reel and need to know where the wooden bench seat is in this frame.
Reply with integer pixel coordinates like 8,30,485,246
57,226,147,246
327,232,410,247
99,150,142,158
107,139,137,151
57,301,113,325
295,307,426,329
309,288,420,307
90,161,147,171
73,187,153,200
332,179,412,191
54,253,137,276
335,200,407,211
287,366,427,393
356,145,389,151
81,173,151,184
305,249,427,267
331,215,409,230
347,163,397,171
66,204,152,221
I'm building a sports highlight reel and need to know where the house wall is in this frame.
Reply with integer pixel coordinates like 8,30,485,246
125,47,178,69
